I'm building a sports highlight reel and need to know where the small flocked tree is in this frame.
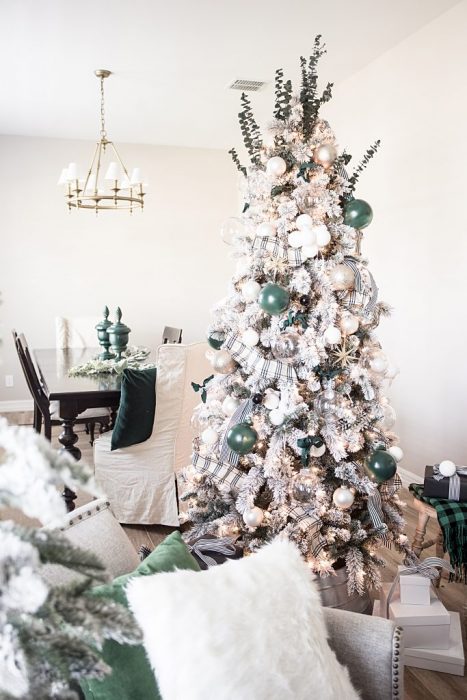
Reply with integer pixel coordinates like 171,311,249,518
182,38,411,594
0,419,141,700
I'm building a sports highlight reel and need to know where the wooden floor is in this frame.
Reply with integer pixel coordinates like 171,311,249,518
2,411,466,698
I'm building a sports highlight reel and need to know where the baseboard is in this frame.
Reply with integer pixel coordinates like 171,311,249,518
0,399,34,413
397,466,421,487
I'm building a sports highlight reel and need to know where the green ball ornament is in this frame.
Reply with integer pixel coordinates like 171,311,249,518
365,449,397,484
258,283,290,316
343,199,373,230
207,331,225,350
227,422,258,455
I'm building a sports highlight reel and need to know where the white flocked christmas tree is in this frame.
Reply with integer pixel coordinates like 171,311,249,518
182,37,411,595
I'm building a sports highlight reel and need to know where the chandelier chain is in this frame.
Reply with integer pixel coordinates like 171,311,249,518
100,77,107,139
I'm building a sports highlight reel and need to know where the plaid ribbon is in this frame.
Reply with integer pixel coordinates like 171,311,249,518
284,504,326,556
220,399,253,466
364,473,402,543
224,334,297,382
410,483,467,582
338,256,378,316
384,556,454,618
192,452,246,491
188,536,237,568
433,464,467,502
253,236,305,268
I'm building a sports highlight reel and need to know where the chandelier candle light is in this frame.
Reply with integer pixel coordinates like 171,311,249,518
58,70,146,212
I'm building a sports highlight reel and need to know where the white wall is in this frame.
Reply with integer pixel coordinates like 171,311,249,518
325,0,467,476
0,135,237,401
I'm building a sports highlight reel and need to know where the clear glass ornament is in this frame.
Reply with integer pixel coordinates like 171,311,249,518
272,331,300,362
291,468,314,503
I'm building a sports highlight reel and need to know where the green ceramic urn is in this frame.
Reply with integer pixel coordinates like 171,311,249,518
95,306,114,360
107,307,131,360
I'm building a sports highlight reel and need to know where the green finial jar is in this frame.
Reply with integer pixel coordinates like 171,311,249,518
95,305,114,360
107,307,131,360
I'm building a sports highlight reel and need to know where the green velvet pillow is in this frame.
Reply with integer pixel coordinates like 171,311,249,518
111,367,157,451
80,531,200,700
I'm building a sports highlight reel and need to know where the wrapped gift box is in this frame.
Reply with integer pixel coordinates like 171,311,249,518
378,584,451,650
373,604,464,676
398,564,431,606
423,465,467,501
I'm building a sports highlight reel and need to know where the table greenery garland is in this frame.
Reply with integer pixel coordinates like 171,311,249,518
68,346,156,378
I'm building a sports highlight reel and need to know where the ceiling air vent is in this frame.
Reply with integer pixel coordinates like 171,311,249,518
228,79,266,92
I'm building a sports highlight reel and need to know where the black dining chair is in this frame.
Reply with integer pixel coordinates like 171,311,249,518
162,326,183,344
12,330,110,444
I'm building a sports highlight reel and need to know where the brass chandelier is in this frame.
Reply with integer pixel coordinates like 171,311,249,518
58,70,146,212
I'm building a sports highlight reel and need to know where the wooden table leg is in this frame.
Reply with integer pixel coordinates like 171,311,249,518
58,403,81,512
412,509,430,557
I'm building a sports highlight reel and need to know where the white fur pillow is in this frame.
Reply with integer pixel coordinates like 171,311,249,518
127,539,358,700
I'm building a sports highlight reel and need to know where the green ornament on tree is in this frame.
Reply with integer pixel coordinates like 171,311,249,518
365,449,397,483
207,331,226,350
227,422,258,455
343,198,373,230
258,283,290,316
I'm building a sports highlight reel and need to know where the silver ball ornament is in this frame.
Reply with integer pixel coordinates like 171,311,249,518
340,313,359,335
313,143,337,167
329,264,355,291
212,350,237,374
332,485,355,510
272,331,300,362
243,506,264,528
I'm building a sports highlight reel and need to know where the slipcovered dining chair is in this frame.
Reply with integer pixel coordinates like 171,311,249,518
12,330,110,444
162,326,183,344
93,342,210,525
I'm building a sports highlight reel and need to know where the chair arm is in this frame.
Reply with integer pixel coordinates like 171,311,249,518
323,607,403,700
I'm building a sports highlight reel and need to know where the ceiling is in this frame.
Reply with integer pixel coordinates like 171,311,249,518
0,0,460,149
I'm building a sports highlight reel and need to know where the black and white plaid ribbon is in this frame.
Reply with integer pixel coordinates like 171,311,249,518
224,334,297,382
339,256,378,316
384,557,454,618
253,236,305,268
366,473,402,544
220,399,253,466
192,452,246,491
433,463,467,501
284,504,326,556
188,536,237,568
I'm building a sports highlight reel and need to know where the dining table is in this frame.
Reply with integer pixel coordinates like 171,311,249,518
34,347,123,510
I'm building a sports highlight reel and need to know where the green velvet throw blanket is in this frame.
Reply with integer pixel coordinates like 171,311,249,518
410,483,467,583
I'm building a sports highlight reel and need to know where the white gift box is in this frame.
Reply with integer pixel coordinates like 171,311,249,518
373,604,464,675
398,564,431,606
377,584,451,650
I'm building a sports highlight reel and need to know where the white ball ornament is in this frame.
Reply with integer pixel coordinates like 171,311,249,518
313,143,337,167
266,156,287,177
370,352,388,374
222,396,240,416
296,213,313,230
340,313,359,335
302,244,318,259
385,364,400,380
243,506,264,528
299,228,317,247
263,390,280,410
388,446,404,463
439,460,456,477
212,350,236,374
201,427,218,446
241,280,261,302
288,230,304,249
329,264,355,291
257,222,276,238
315,225,331,248
241,328,260,347
324,325,342,345
332,485,355,510
269,409,285,426
310,443,326,457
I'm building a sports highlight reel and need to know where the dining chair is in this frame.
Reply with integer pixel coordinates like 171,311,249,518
12,330,110,444
162,326,183,344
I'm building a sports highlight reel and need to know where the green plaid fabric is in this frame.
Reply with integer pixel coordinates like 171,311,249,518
410,483,467,582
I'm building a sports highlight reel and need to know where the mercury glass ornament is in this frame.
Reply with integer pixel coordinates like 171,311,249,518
272,331,300,362
332,485,354,510
207,330,226,350
343,199,373,230
266,156,287,177
220,217,245,245
227,422,257,455
313,143,337,167
329,264,355,291
243,506,264,527
292,468,314,503
256,222,276,238
241,280,261,302
212,349,237,374
258,283,290,316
